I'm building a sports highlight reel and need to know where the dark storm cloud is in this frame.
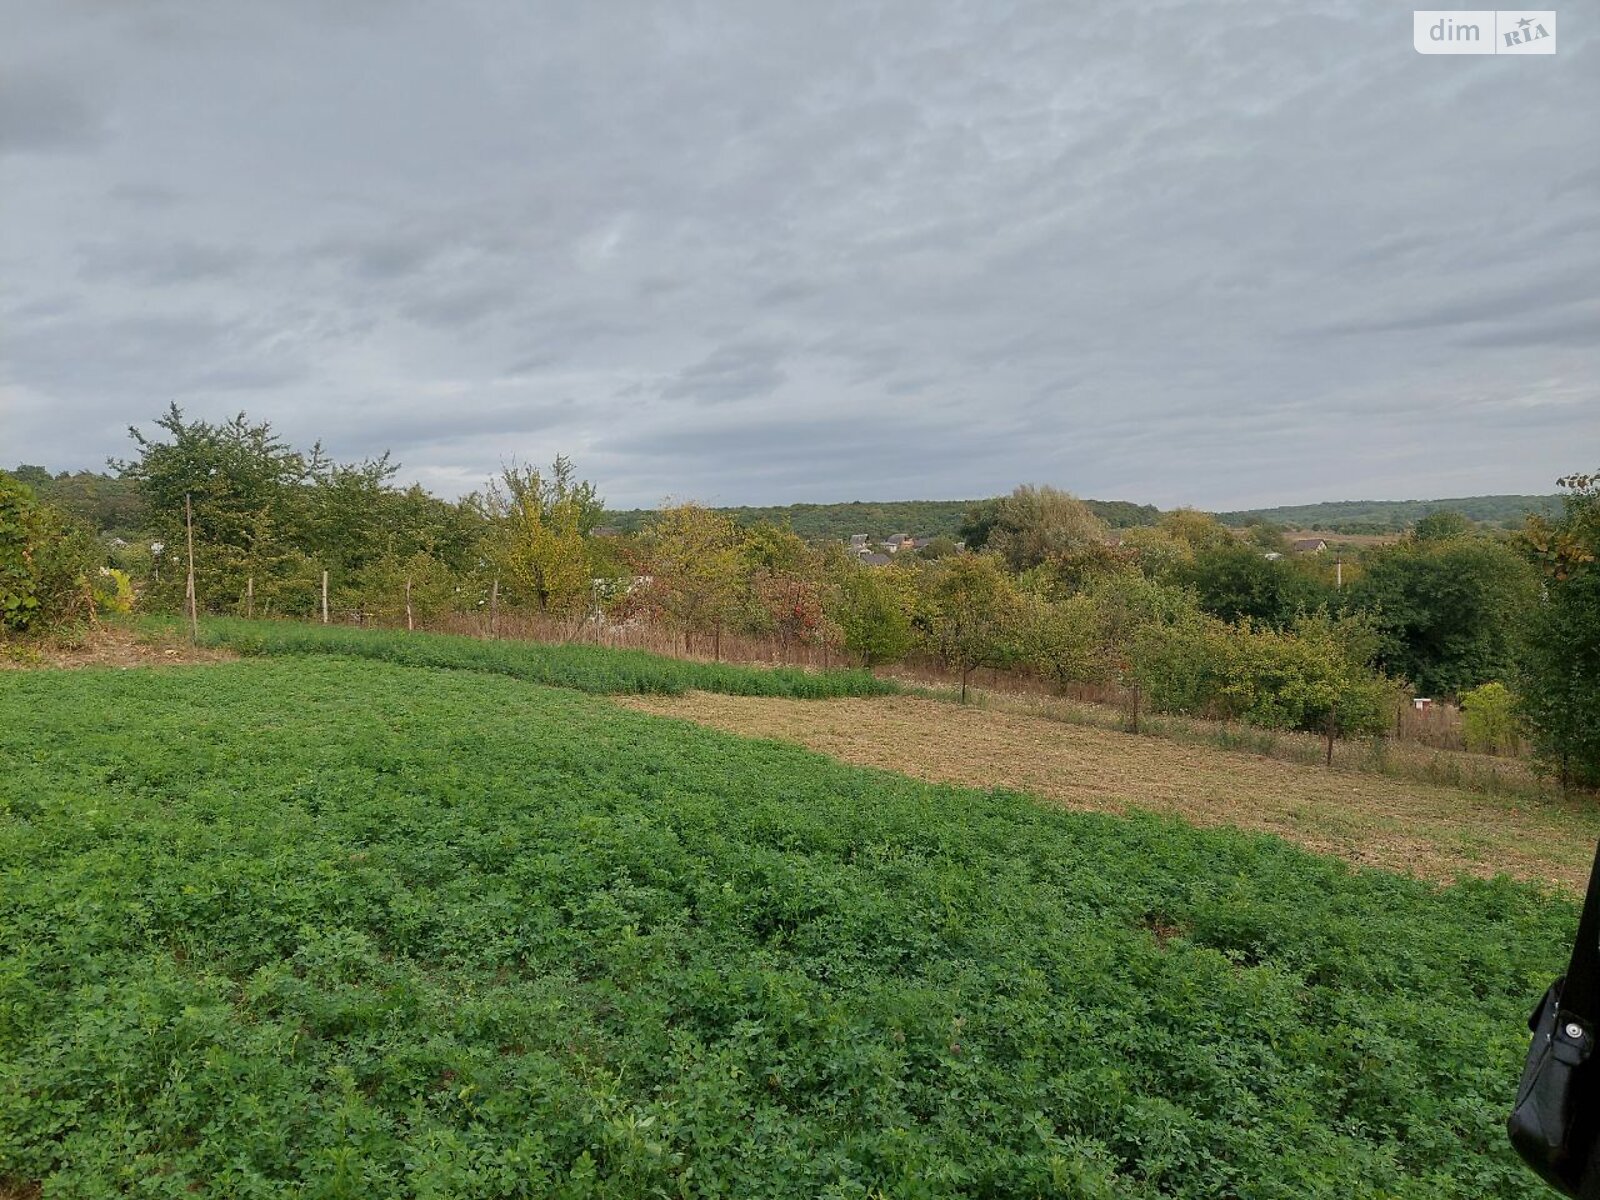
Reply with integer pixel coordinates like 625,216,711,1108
1,0,1596,509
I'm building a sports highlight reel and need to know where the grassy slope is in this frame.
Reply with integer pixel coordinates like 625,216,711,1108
176,617,897,699
0,658,1571,1198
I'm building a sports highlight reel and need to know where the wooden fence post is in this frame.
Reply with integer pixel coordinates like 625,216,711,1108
246,575,254,620
184,491,198,644
405,577,414,631
321,570,329,625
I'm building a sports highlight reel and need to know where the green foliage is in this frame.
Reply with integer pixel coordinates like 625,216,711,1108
1461,682,1521,756
1133,611,1395,734
1350,536,1537,697
112,406,489,618
1517,471,1600,789
1414,510,1473,543
977,485,1108,572
480,460,600,617
606,497,1159,542
4,466,146,535
916,554,1026,696
1179,542,1333,629
91,567,135,615
0,473,99,634
1216,495,1563,534
1019,591,1104,689
830,567,916,666
636,504,745,643
0,658,1572,1196
185,618,897,699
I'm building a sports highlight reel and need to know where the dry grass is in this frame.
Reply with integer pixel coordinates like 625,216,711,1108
620,691,1600,893
0,624,234,671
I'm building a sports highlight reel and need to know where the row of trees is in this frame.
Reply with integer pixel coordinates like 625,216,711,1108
4,406,1595,787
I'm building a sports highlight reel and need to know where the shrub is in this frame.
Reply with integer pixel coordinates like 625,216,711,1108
0,473,98,634
1461,682,1521,755
1133,610,1396,735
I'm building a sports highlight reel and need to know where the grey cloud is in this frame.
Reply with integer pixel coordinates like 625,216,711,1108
2,0,1596,508
659,340,789,404
0,70,101,153
78,240,253,285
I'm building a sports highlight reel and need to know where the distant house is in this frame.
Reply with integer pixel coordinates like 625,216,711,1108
1291,538,1328,554
861,553,892,567
1262,551,1284,561
849,533,871,549
882,533,913,553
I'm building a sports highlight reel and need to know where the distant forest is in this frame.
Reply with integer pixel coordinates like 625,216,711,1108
6,462,1563,542
601,498,1160,541
1214,495,1563,535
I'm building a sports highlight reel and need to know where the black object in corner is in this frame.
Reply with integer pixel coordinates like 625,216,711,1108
1510,840,1600,1196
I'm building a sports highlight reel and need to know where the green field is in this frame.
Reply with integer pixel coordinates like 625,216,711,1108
178,618,898,700
0,651,1573,1198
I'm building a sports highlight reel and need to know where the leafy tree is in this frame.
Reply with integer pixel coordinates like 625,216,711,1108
480,460,601,620
984,485,1107,572
1460,682,1520,756
829,564,916,666
1159,508,1235,553
1517,471,1600,789
114,405,310,613
917,554,1025,701
1413,509,1472,542
1020,592,1104,691
1349,536,1536,696
1120,525,1193,581
915,535,960,561
1245,522,1289,552
641,504,744,654
1181,542,1331,628
957,498,1002,550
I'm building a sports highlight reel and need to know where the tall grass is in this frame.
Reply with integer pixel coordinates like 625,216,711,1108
167,617,899,699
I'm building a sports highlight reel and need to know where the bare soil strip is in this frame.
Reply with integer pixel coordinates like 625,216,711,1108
620,692,1599,892
0,626,233,670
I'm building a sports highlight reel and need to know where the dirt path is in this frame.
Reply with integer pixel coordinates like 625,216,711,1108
620,692,1598,892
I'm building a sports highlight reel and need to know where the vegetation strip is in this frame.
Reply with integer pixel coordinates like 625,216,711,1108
0,657,1574,1196
178,616,897,699
621,691,1600,892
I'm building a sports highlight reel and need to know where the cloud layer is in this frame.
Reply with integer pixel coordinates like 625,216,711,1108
2,0,1596,508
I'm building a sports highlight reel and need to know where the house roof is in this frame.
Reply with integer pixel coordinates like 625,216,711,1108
1291,538,1328,552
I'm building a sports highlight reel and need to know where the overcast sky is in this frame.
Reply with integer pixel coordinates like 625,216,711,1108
2,1,1595,509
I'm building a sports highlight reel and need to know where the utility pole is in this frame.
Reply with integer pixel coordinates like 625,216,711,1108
1335,557,1343,590
321,570,329,624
